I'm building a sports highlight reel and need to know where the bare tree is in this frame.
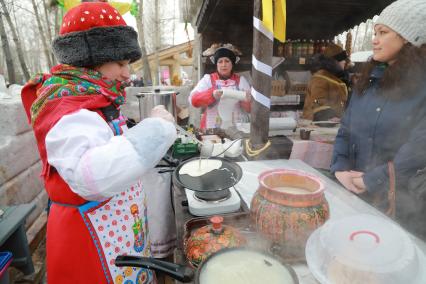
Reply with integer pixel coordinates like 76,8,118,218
352,25,360,53
43,0,57,64
42,0,56,64
54,4,60,37
42,0,53,42
47,0,62,37
137,0,152,84
0,12,15,83
11,3,28,70
362,20,373,51
0,0,30,81
154,0,159,85
31,0,53,67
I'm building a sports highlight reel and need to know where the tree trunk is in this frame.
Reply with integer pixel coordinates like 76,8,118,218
352,25,360,53
31,0,53,67
12,4,29,74
54,5,60,36
154,0,160,85
0,13,16,84
42,0,52,41
43,0,56,65
0,0,30,81
137,0,152,85
33,33,43,72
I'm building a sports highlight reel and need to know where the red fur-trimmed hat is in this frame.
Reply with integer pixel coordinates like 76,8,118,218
52,2,141,67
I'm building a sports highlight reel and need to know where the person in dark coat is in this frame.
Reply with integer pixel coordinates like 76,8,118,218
331,0,426,237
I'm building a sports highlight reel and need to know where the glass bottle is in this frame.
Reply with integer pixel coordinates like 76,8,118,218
284,39,292,58
308,39,315,56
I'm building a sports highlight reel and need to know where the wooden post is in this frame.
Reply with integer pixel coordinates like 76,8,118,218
246,0,293,160
250,0,272,146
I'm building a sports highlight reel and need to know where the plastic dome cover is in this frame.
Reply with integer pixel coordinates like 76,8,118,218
305,214,426,284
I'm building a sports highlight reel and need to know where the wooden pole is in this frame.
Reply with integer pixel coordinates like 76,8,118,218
250,0,272,147
246,0,293,160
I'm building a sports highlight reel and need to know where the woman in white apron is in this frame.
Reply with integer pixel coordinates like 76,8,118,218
20,2,177,283
189,45,251,130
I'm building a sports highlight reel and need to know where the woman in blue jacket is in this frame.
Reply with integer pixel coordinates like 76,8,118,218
331,0,426,236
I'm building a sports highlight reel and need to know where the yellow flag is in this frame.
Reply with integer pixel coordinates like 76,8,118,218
110,2,131,15
64,0,80,11
262,0,286,43
262,0,274,33
274,0,286,42
63,0,131,15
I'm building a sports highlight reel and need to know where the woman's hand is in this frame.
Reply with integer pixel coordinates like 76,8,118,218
212,90,223,100
335,171,366,194
335,171,357,192
350,171,366,193
150,105,175,123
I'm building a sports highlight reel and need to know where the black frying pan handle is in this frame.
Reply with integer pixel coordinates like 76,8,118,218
115,255,194,283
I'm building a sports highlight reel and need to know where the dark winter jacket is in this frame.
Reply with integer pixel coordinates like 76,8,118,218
331,66,426,194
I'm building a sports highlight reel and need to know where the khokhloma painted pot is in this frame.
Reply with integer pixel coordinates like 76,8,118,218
250,169,329,259
185,216,246,267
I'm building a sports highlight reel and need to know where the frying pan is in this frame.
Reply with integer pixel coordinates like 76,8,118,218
173,157,242,199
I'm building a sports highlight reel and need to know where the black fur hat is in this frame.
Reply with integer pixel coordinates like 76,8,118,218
213,47,237,65
52,2,141,67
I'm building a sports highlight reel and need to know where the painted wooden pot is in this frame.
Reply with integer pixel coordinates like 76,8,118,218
185,216,246,267
250,169,329,259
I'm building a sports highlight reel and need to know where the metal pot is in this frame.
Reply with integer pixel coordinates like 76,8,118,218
135,89,178,121
115,248,299,284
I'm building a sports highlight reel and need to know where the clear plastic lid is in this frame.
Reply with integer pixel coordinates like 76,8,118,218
306,214,426,284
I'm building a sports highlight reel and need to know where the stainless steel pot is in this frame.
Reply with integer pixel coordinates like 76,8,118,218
135,89,178,121
115,248,299,284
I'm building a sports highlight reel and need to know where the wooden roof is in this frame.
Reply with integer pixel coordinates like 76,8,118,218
196,0,395,40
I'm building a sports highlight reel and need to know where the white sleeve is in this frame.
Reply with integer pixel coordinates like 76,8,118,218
45,109,176,201
238,76,251,92
188,74,213,105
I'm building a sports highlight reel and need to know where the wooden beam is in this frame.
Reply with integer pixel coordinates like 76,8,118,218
132,41,194,71
160,58,192,66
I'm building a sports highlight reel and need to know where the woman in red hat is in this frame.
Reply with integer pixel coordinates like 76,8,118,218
189,45,251,130
21,2,176,283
